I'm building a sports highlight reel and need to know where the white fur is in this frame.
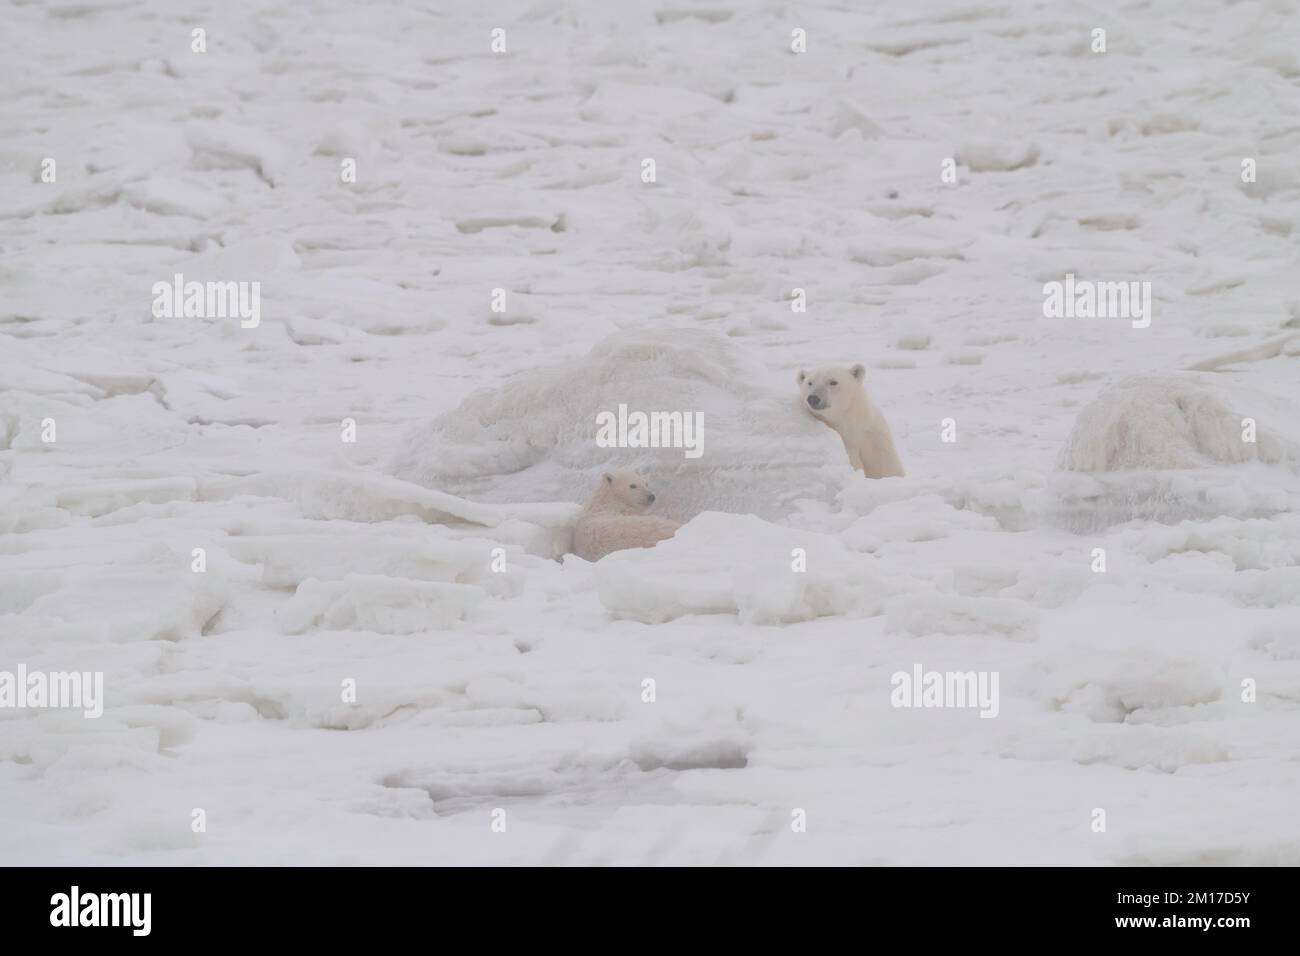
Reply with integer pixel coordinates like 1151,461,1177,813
797,364,904,478
572,470,681,562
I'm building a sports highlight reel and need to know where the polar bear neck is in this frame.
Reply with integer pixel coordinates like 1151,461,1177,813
845,384,879,416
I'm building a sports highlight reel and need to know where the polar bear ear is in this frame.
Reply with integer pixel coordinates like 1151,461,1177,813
796,369,807,384
850,364,865,381
603,472,614,484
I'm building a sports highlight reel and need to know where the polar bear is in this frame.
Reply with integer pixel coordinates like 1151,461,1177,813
572,470,681,562
797,364,905,478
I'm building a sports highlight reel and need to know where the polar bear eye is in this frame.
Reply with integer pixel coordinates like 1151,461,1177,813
829,380,838,386
629,484,637,489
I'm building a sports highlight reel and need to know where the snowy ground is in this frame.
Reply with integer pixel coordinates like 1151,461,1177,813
2,0,1300,865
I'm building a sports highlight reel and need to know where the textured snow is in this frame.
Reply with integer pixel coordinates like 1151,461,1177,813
1052,374,1300,528
3,0,1300,866
1059,375,1297,471
595,512,906,624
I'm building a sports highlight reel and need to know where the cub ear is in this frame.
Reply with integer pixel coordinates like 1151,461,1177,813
850,364,866,381
796,369,807,385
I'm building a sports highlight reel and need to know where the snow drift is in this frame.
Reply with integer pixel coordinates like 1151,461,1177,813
1053,375,1300,530
387,329,850,520
1059,375,1292,472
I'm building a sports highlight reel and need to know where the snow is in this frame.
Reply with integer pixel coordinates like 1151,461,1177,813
2,0,1300,866
389,327,850,521
1052,374,1300,527
1058,375,1297,471
594,512,904,624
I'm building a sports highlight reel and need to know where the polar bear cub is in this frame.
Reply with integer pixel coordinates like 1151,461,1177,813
797,364,905,478
572,470,681,562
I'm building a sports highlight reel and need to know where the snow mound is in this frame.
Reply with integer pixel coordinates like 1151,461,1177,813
593,512,910,625
388,329,848,520
1053,375,1300,530
1059,375,1291,472
955,140,1040,173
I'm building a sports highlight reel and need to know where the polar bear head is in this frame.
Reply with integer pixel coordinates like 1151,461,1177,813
797,364,866,422
592,469,657,513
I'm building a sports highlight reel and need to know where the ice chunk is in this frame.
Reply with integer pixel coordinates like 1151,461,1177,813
279,575,484,634
594,512,905,625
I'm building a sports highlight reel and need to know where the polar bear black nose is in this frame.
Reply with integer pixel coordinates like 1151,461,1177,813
648,494,656,503
807,395,823,409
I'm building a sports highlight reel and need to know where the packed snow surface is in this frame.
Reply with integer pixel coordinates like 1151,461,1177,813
2,0,1300,865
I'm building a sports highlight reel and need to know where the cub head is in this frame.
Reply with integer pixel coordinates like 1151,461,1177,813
598,469,657,512
797,364,866,419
